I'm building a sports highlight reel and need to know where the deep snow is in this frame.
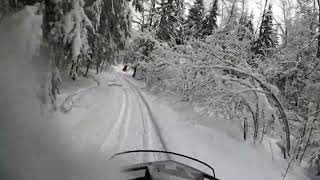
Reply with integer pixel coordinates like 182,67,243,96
0,6,309,180
49,65,309,180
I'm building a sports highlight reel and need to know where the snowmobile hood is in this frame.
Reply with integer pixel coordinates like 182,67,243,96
122,160,218,180
110,150,219,180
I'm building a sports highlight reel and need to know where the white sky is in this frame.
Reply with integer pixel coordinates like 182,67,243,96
243,0,283,28
131,0,287,31
187,0,284,29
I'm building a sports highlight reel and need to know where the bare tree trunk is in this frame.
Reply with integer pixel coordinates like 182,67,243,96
316,0,320,57
85,60,91,77
299,122,314,163
296,121,307,159
240,0,246,20
282,135,304,180
253,92,259,142
255,0,269,35
243,118,248,140
141,8,145,31
260,120,266,143
75,56,80,75
225,0,238,27
100,60,105,72
149,0,156,27
279,0,288,47
96,58,101,74
69,62,74,76
96,63,99,74
133,65,137,77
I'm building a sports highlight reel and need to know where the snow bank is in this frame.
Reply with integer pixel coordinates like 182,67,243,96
151,98,308,180
126,78,309,180
0,6,124,180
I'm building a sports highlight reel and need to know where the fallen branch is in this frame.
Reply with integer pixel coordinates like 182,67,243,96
108,83,123,87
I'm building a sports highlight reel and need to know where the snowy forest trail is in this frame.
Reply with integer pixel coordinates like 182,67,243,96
98,73,169,161
0,6,312,180
51,68,308,180
53,70,169,163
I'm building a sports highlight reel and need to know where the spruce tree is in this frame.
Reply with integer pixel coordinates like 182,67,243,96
86,0,131,72
148,0,157,27
252,5,277,56
238,11,254,41
41,0,131,79
186,0,205,37
246,13,254,35
200,0,218,37
100,0,131,50
157,0,185,44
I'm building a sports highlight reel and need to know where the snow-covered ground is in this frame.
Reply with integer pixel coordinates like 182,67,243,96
0,6,309,180
49,65,309,180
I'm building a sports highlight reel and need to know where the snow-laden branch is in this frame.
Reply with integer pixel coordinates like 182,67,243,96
232,89,270,96
309,110,320,118
180,63,291,155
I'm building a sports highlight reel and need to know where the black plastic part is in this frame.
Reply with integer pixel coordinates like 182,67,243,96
125,166,151,180
110,150,217,179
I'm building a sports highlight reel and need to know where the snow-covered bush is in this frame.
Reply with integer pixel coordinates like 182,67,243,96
125,32,157,64
256,7,320,172
130,27,292,156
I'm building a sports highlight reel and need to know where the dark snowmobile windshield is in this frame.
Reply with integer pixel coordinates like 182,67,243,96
110,150,219,180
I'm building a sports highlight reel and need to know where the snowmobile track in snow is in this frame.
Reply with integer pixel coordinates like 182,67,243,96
99,87,130,156
92,74,169,161
122,76,169,160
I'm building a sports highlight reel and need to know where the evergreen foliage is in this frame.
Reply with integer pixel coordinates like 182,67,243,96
156,0,185,45
252,5,277,57
200,0,218,37
238,12,254,41
185,0,205,37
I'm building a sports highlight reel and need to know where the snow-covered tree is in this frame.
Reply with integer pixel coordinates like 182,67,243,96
125,0,320,176
222,0,241,31
0,0,14,21
200,0,218,37
131,27,292,155
131,0,150,31
38,0,132,103
85,0,103,32
92,0,131,71
63,0,92,80
238,11,254,41
156,0,185,45
0,0,43,22
185,0,205,37
252,5,277,57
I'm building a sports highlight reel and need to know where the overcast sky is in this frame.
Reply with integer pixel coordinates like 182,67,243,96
131,0,286,31
187,0,284,29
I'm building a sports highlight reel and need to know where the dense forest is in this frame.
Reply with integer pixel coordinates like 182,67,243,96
1,0,320,179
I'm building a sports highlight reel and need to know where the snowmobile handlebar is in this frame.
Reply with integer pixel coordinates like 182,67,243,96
109,149,217,178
